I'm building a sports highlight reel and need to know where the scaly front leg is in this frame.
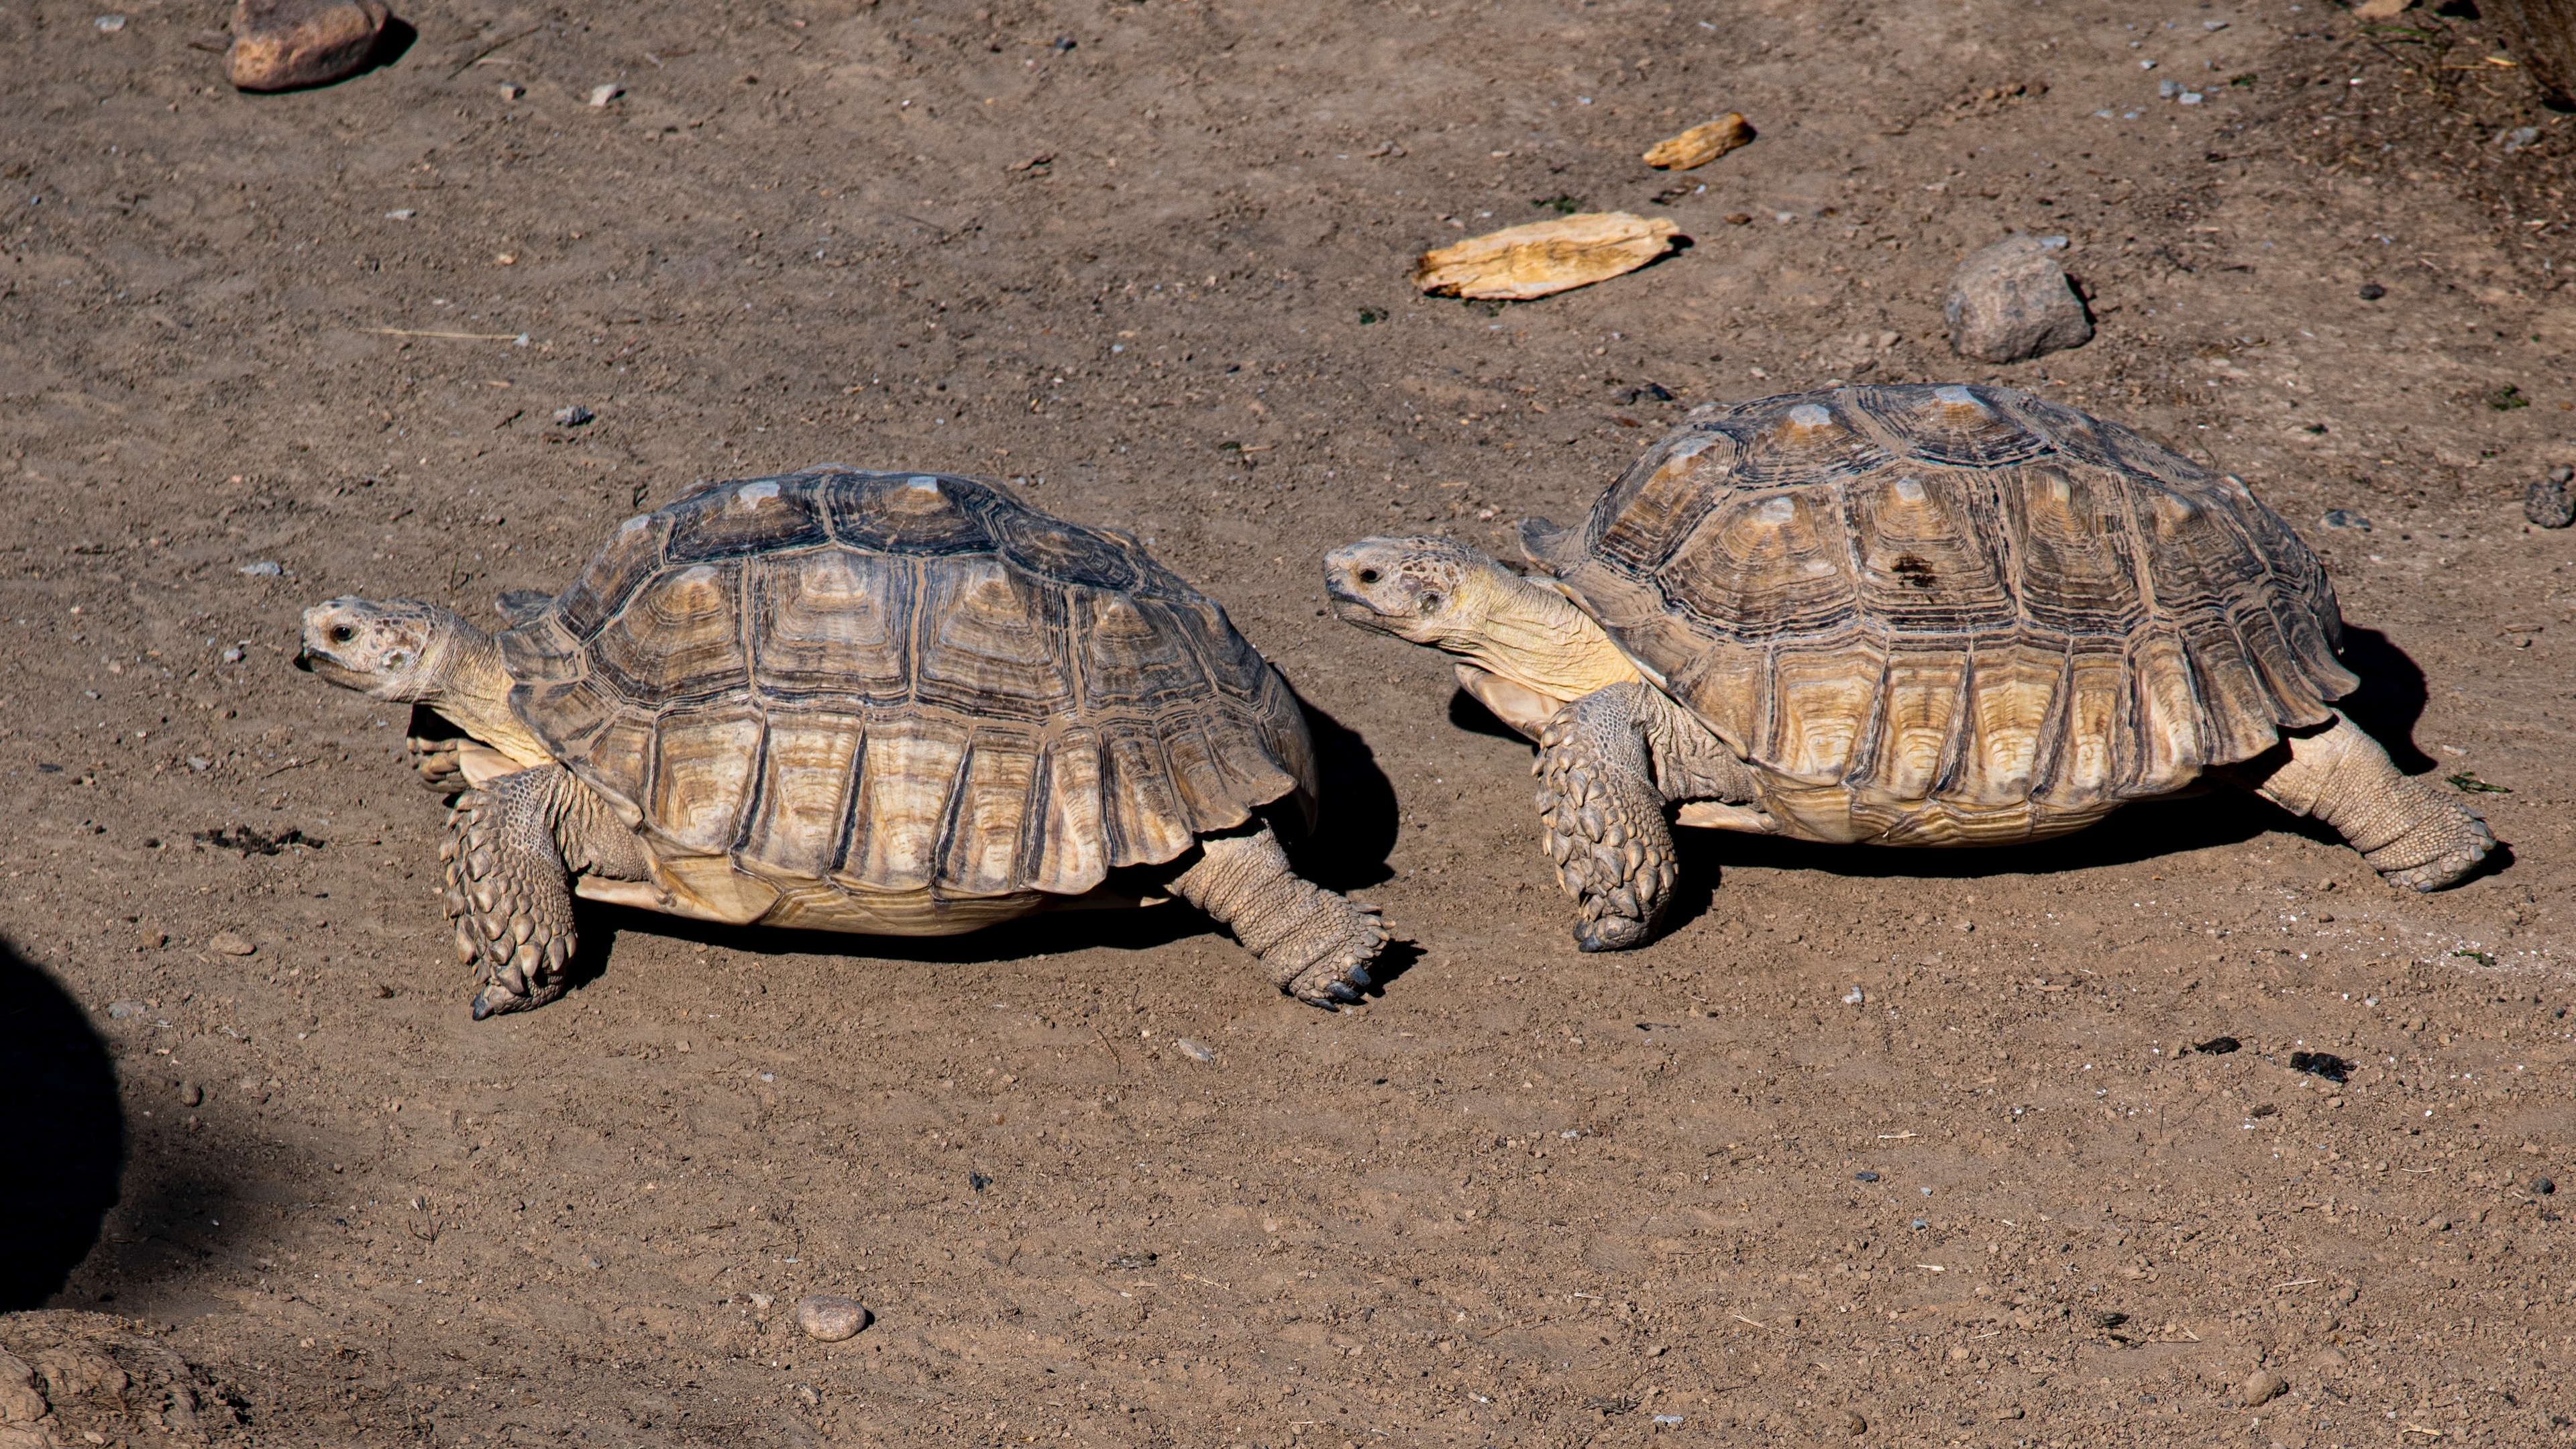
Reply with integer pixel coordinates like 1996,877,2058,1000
1535,682,1678,951
441,765,580,1019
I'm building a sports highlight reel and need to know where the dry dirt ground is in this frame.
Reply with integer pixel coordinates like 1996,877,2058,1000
5,0,2576,1445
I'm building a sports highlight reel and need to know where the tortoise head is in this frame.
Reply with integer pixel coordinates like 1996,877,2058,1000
297,598,465,700
1322,535,1500,648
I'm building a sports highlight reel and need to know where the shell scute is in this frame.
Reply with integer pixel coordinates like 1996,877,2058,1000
663,473,833,564
749,547,914,706
588,559,748,709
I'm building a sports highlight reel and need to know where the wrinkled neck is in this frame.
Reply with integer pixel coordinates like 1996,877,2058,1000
427,621,553,767
1448,564,1643,705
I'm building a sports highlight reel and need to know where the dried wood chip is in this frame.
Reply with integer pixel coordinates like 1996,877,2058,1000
1413,212,1680,301
1642,113,1754,170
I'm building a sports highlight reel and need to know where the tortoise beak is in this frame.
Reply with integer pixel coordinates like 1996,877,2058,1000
292,650,319,673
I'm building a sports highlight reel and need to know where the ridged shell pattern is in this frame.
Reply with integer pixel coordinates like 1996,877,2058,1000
498,468,1316,900
1532,385,2357,846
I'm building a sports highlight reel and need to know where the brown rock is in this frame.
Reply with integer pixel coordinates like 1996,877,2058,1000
228,0,391,93
794,1295,871,1342
1643,113,1755,170
1413,212,1681,301
1944,235,2092,364
0,1348,46,1424
2240,1368,2288,1406
207,931,257,956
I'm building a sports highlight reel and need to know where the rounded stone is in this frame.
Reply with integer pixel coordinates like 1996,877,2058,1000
795,1295,871,1342
2240,1368,2288,1406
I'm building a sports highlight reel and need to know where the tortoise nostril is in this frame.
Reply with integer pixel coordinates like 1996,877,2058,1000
1356,568,1380,585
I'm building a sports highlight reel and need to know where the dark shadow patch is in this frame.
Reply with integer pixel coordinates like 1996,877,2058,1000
1446,685,1540,744
358,15,417,78
576,896,1213,974
1668,786,2290,903
2334,625,2434,773
1287,697,1400,892
0,938,125,1309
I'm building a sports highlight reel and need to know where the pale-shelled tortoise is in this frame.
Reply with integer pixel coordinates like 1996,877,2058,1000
299,468,1384,1016
1326,384,2493,950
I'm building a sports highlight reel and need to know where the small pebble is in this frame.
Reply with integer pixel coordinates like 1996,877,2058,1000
2190,1035,2240,1055
2088,1309,2129,1330
2533,1176,2556,1195
178,1081,203,1107
2247,1102,2278,1118
95,14,127,30
587,83,623,107
583,1256,602,1269
139,927,168,949
107,999,144,1019
2524,466,2575,529
553,405,595,427
2320,510,2371,532
794,1383,821,1407
222,646,246,663
1175,1038,1216,1063
794,1295,871,1342
1944,235,2091,364
1910,1216,1929,1230
1854,1171,1880,1183
2240,1368,2288,1406
498,81,524,100
207,931,258,957
1844,1410,1868,1436
237,561,283,578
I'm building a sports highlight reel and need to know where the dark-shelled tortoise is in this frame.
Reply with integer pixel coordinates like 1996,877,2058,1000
299,467,1383,1016
1327,384,2493,949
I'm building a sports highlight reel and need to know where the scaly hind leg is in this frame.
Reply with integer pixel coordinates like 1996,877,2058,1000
1536,682,1678,951
1169,823,1386,1008
443,766,581,1019
2236,711,2496,892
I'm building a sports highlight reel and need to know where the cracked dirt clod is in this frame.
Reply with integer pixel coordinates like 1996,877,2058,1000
227,0,391,92
2525,466,2575,528
1944,234,2092,363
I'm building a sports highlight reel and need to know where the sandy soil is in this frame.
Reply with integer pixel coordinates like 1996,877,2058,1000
3,0,2573,1444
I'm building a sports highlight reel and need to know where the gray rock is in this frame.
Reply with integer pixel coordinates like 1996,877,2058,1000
2525,465,2575,529
1945,236,2092,364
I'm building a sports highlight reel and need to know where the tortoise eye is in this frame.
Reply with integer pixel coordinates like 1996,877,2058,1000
329,625,356,645
1356,568,1381,584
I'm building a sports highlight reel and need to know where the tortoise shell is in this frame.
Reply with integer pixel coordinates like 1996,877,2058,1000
496,468,1315,906
1525,384,2357,846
